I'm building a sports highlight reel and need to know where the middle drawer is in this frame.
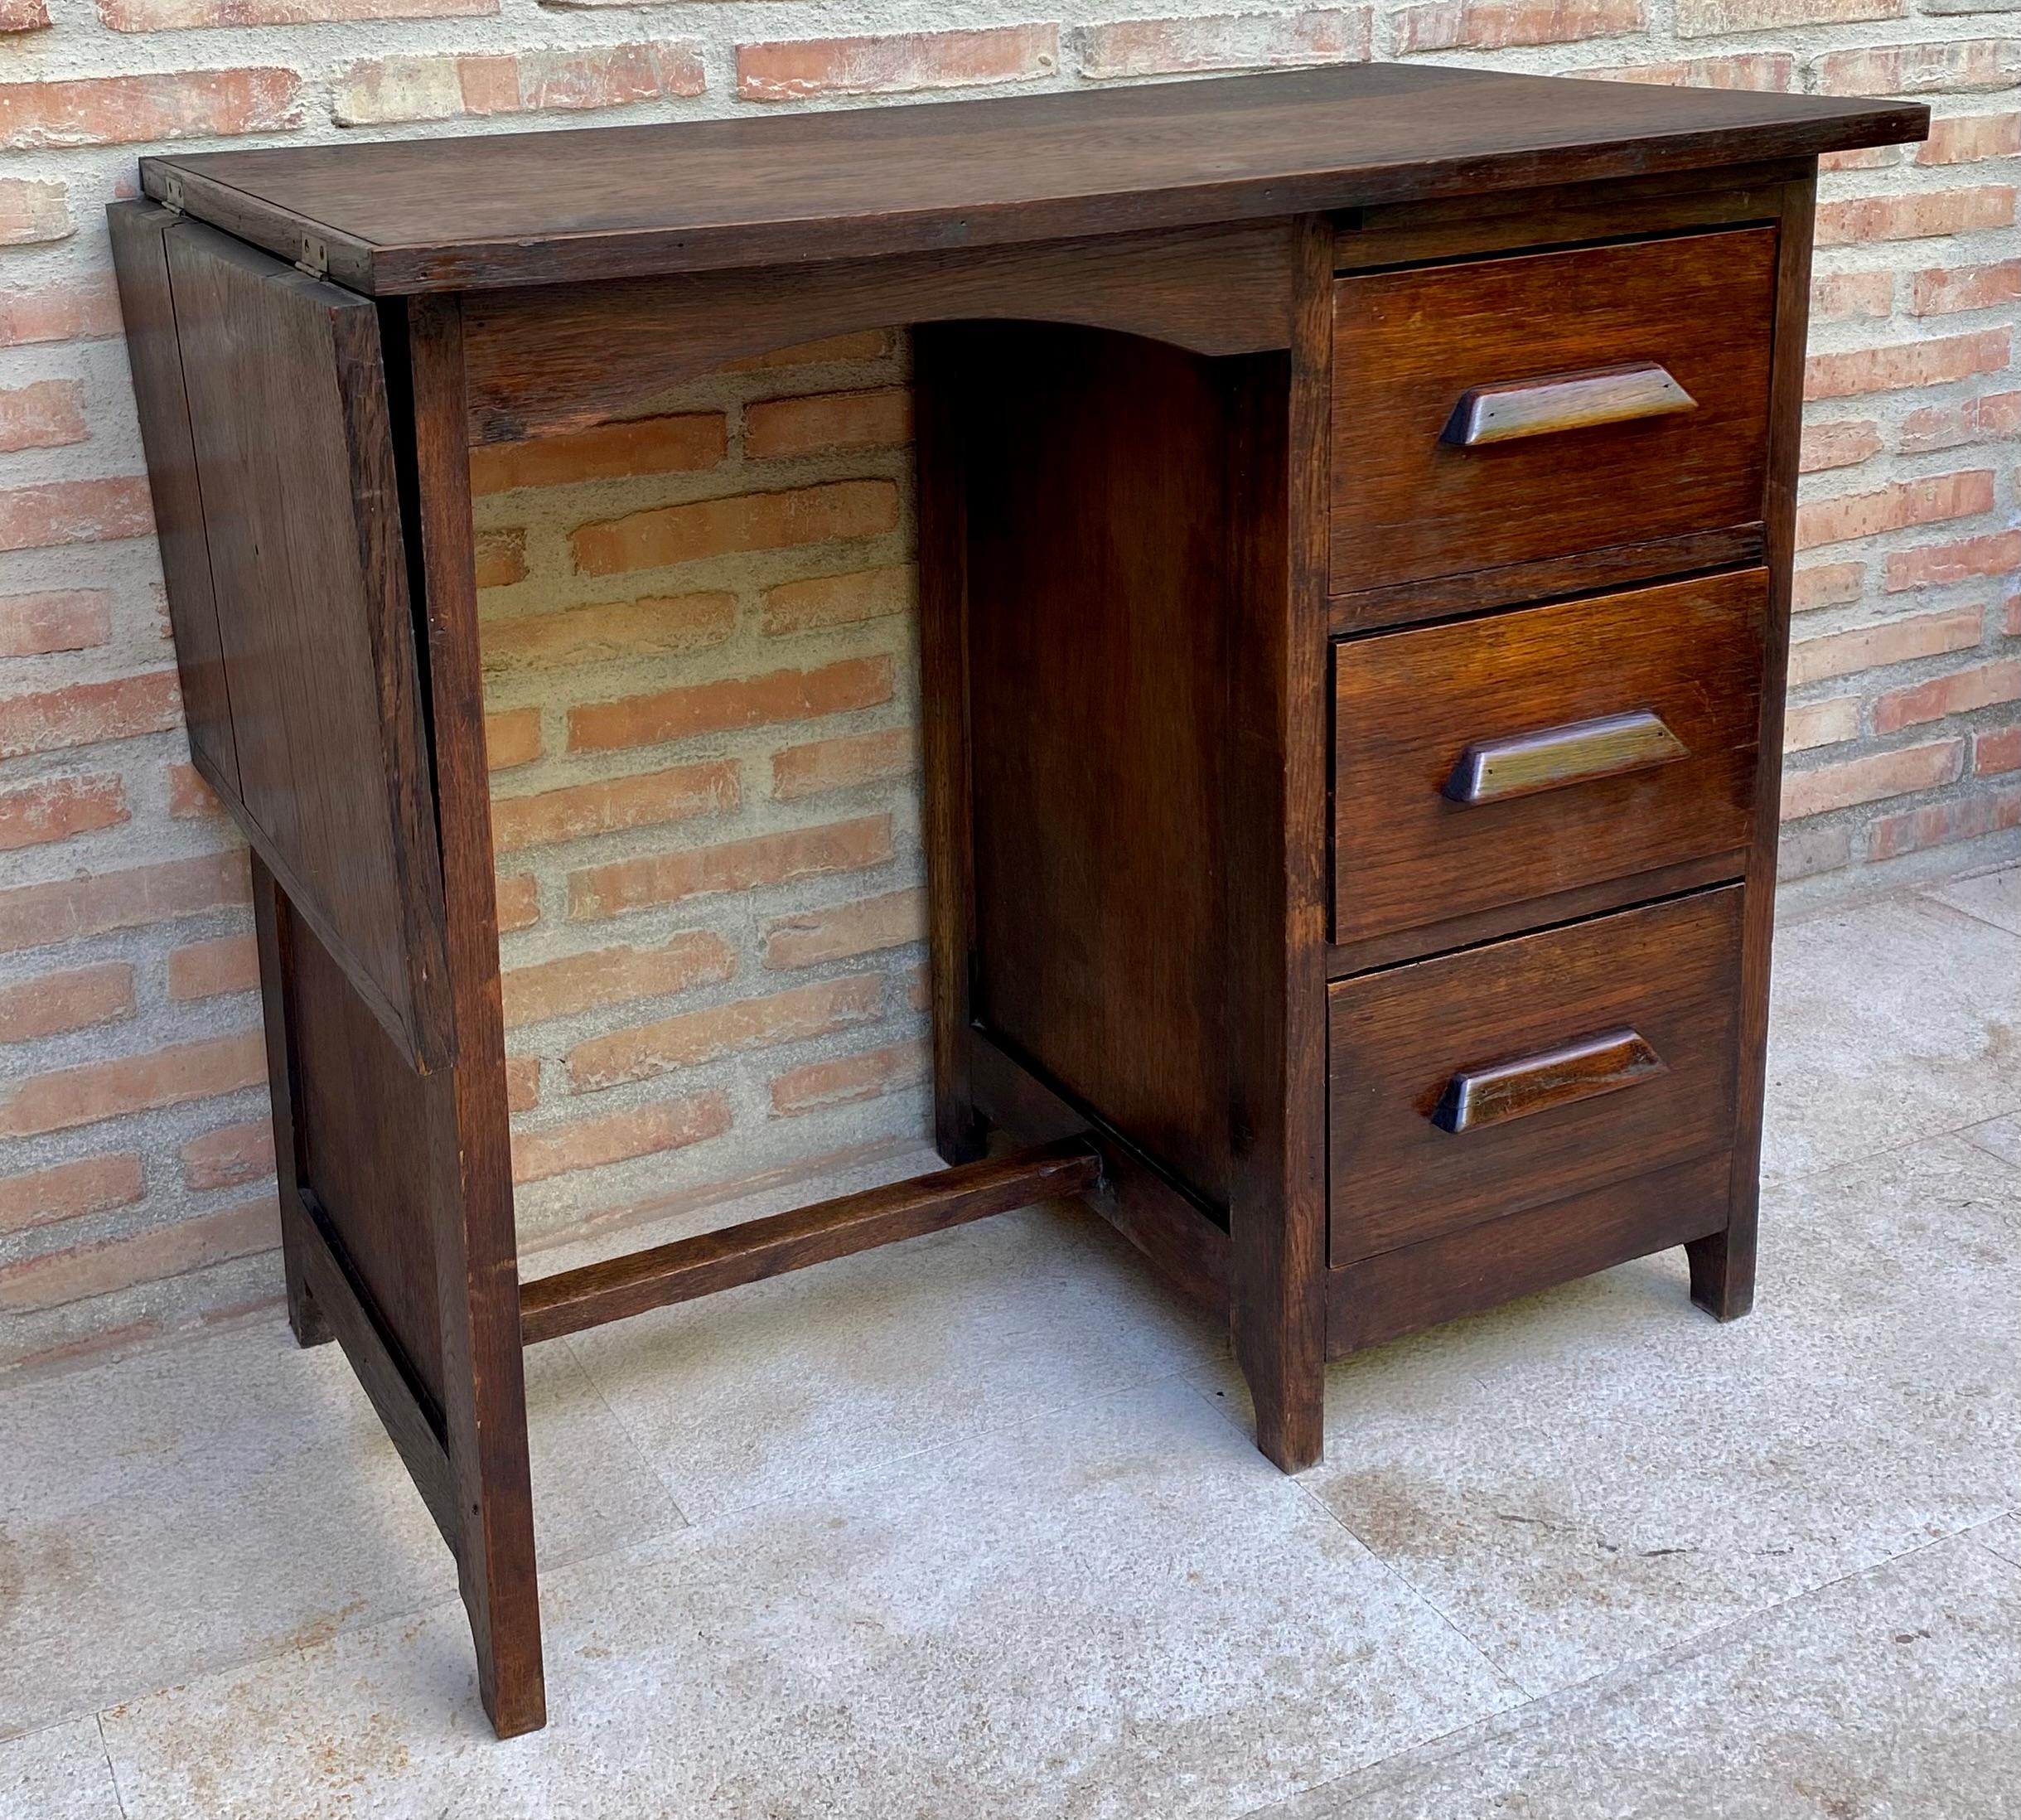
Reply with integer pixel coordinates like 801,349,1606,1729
1331,568,1766,955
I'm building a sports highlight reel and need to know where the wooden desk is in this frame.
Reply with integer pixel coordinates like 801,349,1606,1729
110,65,1922,1737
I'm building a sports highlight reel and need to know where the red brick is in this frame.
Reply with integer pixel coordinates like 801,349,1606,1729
1917,111,2020,167
568,655,894,754
737,25,1058,101
333,41,703,127
2,0,49,30
0,70,302,149
1800,419,1881,472
1884,529,2020,593
1787,606,1984,685
2007,594,2021,639
1975,726,2021,775
1581,52,1794,89
770,726,919,801
101,0,495,25
771,1040,928,1118
1782,738,1963,819
1811,271,1894,322
1076,9,1371,79
1873,660,2021,734
0,670,181,761
1804,329,2009,400
493,760,739,854
1784,697,1861,753
762,888,926,970
0,476,153,551
495,872,541,932
0,177,69,245
1900,391,2021,453
1819,144,1902,174
742,388,913,460
1814,186,2014,246
501,929,737,1029
0,850,248,955
510,1092,729,1185
0,1197,278,1313
0,1154,144,1238
568,975,882,1092
761,565,913,637
571,479,899,576
179,1118,274,1192
1869,787,2021,860
0,588,111,656
1910,259,2020,317
481,592,734,671
470,411,726,495
167,932,259,1000
1814,40,2021,94
1794,470,1994,551
1791,561,1865,613
504,1054,541,1113
166,762,225,818
473,527,526,588
0,276,122,347
1395,0,1642,51
0,963,134,1044
485,706,543,770
0,379,85,453
0,773,128,851
569,815,892,922
0,1029,265,1136
1677,0,1901,29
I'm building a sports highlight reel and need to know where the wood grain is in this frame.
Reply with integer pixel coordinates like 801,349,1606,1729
1327,888,1743,1264
1432,1027,1666,1135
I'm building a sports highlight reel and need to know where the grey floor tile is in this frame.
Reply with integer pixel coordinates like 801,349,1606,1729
0,1321,681,1738
0,1719,123,1820
1964,1113,2021,1169
1927,862,2021,937
99,1381,1520,1820
564,1198,1225,1522
1263,1531,2021,1820
1973,1513,2021,1569
1275,1134,2019,1696
1762,894,2021,1181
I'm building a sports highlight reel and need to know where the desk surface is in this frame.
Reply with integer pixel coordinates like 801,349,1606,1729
141,64,1921,295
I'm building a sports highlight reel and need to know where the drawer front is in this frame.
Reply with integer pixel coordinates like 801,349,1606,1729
1331,569,1766,951
1327,888,1742,1265
1329,227,1777,603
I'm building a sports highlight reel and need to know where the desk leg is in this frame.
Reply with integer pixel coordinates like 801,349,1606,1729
404,295,547,1739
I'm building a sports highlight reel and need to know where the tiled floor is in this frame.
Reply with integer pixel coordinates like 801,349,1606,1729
4,868,2018,1819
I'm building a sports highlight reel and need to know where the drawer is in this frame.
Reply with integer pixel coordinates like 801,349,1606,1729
1331,569,1765,954
1327,888,1742,1265
1328,227,1777,609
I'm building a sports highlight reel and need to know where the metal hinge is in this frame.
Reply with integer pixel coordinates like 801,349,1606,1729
295,235,328,278
159,174,185,215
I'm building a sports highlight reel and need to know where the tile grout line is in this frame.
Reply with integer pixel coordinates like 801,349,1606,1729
94,1711,131,1820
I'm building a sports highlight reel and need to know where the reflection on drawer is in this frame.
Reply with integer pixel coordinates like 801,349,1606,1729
1329,227,1777,612
1331,569,1766,953
1327,888,1743,1265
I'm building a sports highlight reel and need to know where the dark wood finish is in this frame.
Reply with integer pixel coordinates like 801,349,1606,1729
1328,227,1777,598
1443,708,1690,806
1328,888,1743,1263
1444,361,1696,446
1328,1151,1730,1354
1332,570,1767,947
464,224,1292,445
1432,1027,1666,1135
1692,174,1817,1326
107,201,241,807
400,294,545,1740
157,220,452,1071
521,1141,1102,1345
137,66,1918,293
1328,524,1763,633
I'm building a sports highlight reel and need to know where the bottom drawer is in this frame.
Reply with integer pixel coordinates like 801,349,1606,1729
1327,887,1743,1265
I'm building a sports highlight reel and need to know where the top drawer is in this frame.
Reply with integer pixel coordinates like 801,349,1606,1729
1329,227,1777,609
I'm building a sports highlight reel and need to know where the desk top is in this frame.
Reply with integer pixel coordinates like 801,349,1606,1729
141,63,1922,296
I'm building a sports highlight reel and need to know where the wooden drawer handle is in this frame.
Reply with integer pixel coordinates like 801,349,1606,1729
1443,361,1697,447
1433,1029,1666,1135
1443,708,1689,806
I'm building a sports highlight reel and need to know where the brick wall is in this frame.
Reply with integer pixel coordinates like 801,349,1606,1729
2,0,2016,1372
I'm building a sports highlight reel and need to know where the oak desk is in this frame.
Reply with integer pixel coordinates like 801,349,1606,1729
111,65,1923,1736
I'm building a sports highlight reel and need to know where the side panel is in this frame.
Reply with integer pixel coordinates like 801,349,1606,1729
160,219,452,1071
